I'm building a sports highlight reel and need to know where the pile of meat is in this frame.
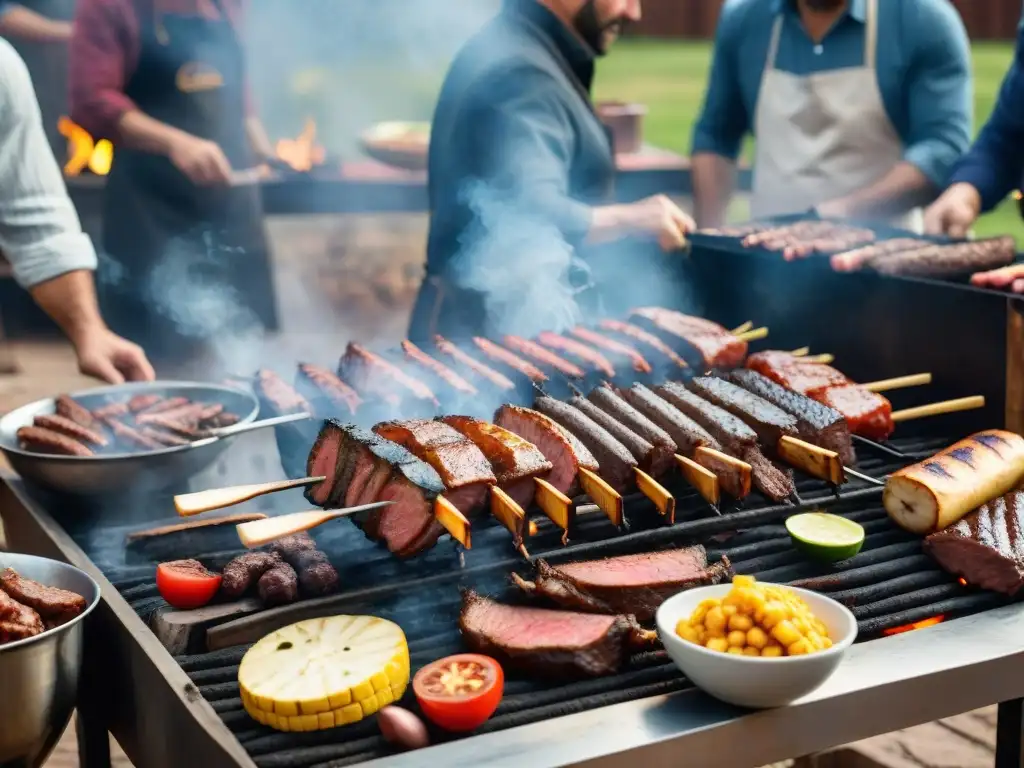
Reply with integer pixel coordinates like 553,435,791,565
0,567,87,644
700,220,876,260
831,235,1015,278
17,394,241,456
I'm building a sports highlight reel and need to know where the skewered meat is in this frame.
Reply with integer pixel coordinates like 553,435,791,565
55,394,99,430
689,376,800,448
502,335,586,379
598,319,688,369
536,332,616,378
107,419,164,450
741,448,796,503
400,340,477,397
495,404,599,497
925,491,1024,595
512,546,733,621
0,568,86,627
339,342,438,409
472,337,548,382
255,369,312,416
441,416,552,511
815,385,893,441
629,308,747,370
746,352,852,397
587,385,676,477
568,395,658,476
459,590,655,678
221,552,282,599
872,236,1016,278
16,426,93,456
830,238,930,272
257,562,299,606
296,363,362,416
730,369,856,465
885,430,1024,535
621,383,717,455
569,327,651,374
533,396,636,492
373,419,496,516
434,336,516,392
0,586,43,642
32,414,108,447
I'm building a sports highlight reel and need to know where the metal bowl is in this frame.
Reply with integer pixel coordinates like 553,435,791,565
0,381,259,496
0,552,101,767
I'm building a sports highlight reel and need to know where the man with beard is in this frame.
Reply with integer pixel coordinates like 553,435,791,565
409,0,695,344
690,0,971,232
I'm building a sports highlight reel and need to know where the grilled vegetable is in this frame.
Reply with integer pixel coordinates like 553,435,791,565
377,706,430,750
238,615,410,732
155,560,222,610
884,430,1024,534
412,654,504,731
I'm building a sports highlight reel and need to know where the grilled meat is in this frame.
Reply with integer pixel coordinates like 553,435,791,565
502,335,586,378
533,396,636,492
128,394,163,413
472,337,548,382
32,414,108,447
400,340,477,397
221,552,282,599
741,448,796,503
441,415,552,510
568,395,657,478
433,336,516,392
816,385,893,441
537,332,616,377
690,376,800,449
621,383,717,455
494,404,599,497
459,590,654,678
924,491,1024,595
586,385,676,477
746,352,852,397
730,369,855,465
569,327,651,374
872,236,1016,278
0,568,86,627
0,586,43,642
339,342,439,409
93,402,130,420
296,363,362,416
106,419,164,450
255,369,312,416
257,562,299,606
742,221,874,251
16,426,93,456
136,412,201,438
136,397,189,416
597,319,688,369
830,238,930,272
268,533,318,558
513,546,733,621
55,395,99,430
139,427,190,447
287,549,340,597
629,308,747,370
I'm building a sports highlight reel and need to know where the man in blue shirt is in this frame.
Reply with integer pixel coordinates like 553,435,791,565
690,0,972,233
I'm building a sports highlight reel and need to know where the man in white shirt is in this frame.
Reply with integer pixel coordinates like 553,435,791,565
0,37,154,383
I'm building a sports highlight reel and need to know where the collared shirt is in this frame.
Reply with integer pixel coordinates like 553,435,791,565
948,15,1024,211
69,0,249,142
691,0,972,187
0,38,97,288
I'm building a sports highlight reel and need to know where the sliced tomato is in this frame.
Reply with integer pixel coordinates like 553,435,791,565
412,654,503,732
156,559,222,610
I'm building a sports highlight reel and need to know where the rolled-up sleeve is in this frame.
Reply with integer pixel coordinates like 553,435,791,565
69,0,137,141
900,0,972,188
690,1,749,160
0,39,97,288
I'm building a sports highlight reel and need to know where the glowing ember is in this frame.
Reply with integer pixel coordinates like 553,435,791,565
58,116,112,176
882,615,946,636
274,118,326,172
958,577,968,586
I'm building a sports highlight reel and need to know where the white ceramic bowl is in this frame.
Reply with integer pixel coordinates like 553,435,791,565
656,583,857,709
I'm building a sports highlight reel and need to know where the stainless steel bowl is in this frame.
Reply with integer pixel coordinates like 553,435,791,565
0,381,259,496
0,552,101,767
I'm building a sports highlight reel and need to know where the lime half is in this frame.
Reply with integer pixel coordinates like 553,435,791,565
786,512,865,563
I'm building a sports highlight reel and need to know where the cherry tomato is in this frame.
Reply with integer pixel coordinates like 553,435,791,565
156,559,222,610
412,654,504,732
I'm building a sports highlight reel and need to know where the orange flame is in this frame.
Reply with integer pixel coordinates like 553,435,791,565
882,614,946,636
275,118,325,172
58,117,112,176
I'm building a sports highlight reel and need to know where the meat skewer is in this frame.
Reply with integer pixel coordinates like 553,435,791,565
629,307,754,370
536,332,617,378
569,327,652,374
433,336,516,392
502,335,586,379
234,502,395,548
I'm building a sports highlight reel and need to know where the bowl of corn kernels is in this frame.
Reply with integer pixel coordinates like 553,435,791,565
655,575,857,708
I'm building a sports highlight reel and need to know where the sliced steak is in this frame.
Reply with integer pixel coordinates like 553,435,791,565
339,342,439,410
621,383,718,456
689,376,800,449
16,426,93,456
654,381,757,453
587,384,676,477
629,308,747,370
568,395,658,478
55,395,99,430
742,447,796,503
254,369,312,416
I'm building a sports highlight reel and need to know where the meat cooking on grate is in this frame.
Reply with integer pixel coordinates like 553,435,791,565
219,552,282,599
871,236,1016,278
433,336,516,392
472,337,548,382
830,238,931,272
0,568,86,629
512,546,733,621
568,395,662,479
569,327,652,374
689,376,801,449
585,384,676,477
629,307,747,370
501,335,586,379
459,590,655,678
339,342,439,411
745,351,852,397
255,369,312,416
295,363,362,416
597,319,689,370
536,332,616,378
400,340,477,398
815,386,894,442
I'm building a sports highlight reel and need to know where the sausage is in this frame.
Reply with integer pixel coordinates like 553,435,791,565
16,426,93,456
400,340,477,396
568,327,651,374
137,397,189,416
569,395,656,474
586,385,677,477
291,549,340,596
434,336,516,391
536,332,616,378
221,552,281,599
107,419,164,451
257,562,299,606
884,430,1024,534
33,414,109,447
502,335,586,378
830,239,926,273
128,394,163,412
55,395,99,430
472,337,548,382
93,402,130,420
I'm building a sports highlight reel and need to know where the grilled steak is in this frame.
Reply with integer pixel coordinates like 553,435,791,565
537,332,616,377
569,327,651,374
0,585,43,642
533,396,637,492
924,491,1024,595
568,395,658,478
745,352,851,397
0,568,86,628
459,590,654,678
400,340,477,397
221,552,282,599
502,335,586,379
830,238,930,272
16,426,93,456
254,369,312,416
588,384,676,477
495,404,599,497
620,383,717,456
816,385,894,441
296,363,362,416
513,546,733,621
32,414,108,447
257,562,299,606
730,369,856,465
690,376,800,449
441,415,552,510
55,395,99,430
872,236,1016,278
434,336,516,392
629,308,746,370
597,319,688,369
741,447,796,503
472,337,548,382
339,342,439,410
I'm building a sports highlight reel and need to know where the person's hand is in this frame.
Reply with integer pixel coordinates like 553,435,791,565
74,328,156,384
627,194,696,251
924,183,981,238
169,133,232,186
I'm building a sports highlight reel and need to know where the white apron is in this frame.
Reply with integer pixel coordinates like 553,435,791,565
751,0,923,232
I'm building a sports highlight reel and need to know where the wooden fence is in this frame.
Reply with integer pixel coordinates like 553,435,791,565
631,0,1023,40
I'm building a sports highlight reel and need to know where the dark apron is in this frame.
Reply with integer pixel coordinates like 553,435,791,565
100,0,278,367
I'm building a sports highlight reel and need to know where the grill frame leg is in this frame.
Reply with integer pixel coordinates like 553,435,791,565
996,699,1024,768
75,707,112,768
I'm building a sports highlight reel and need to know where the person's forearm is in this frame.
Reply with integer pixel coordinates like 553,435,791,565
826,162,935,218
691,153,736,229
116,109,190,155
28,270,106,347
586,204,635,245
0,6,72,42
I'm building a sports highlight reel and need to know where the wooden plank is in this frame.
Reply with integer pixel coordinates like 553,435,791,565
150,599,262,656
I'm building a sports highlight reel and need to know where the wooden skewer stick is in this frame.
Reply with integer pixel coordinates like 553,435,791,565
236,502,393,548
778,436,844,486
490,487,533,558
694,447,753,499
861,372,932,393
735,327,769,343
578,467,624,527
174,476,326,517
634,468,676,523
802,353,835,365
789,347,810,357
533,478,573,533
434,496,472,549
731,321,753,335
891,396,985,423
675,454,720,508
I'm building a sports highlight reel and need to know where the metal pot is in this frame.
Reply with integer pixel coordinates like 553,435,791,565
0,552,101,768
0,381,259,497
